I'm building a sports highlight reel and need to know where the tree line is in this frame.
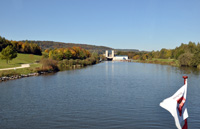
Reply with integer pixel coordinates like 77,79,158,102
11,41,42,55
0,36,11,52
0,36,42,63
39,47,100,72
43,46,91,60
21,40,113,54
0,36,42,55
126,41,200,68
0,36,100,72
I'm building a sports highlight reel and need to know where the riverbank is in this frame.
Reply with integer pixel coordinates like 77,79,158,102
0,71,52,82
0,53,41,69
0,64,90,82
133,58,179,67
0,59,100,82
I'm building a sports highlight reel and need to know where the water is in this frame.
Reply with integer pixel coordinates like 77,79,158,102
0,62,200,129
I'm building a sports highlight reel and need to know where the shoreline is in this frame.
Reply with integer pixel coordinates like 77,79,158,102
0,62,100,83
0,71,54,82
133,59,179,67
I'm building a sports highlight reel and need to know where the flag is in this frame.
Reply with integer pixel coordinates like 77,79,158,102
160,79,188,129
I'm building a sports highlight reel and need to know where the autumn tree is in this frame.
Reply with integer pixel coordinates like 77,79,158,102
11,41,42,55
151,51,160,58
47,47,91,61
159,48,171,59
140,54,148,60
64,49,72,59
133,55,140,60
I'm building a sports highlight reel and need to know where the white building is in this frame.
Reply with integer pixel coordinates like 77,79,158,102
113,56,128,61
105,50,129,61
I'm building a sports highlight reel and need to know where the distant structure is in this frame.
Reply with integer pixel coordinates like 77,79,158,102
104,50,129,61
113,56,128,61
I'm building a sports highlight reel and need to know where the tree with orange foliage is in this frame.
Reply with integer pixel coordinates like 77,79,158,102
133,55,140,60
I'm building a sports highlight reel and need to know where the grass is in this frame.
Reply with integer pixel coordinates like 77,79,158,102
0,53,42,69
136,58,179,67
0,53,42,77
151,58,174,62
0,67,36,77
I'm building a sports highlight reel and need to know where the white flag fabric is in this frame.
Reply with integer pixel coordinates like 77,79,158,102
160,79,188,129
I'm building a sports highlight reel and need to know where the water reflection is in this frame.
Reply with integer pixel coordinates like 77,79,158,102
177,66,200,75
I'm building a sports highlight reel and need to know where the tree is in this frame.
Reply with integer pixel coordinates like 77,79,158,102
159,48,171,59
0,36,12,51
64,49,72,59
11,40,42,55
140,54,148,60
191,51,200,67
178,53,193,67
133,55,140,60
0,45,17,64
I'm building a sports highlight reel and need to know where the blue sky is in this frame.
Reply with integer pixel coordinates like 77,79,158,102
1,0,200,51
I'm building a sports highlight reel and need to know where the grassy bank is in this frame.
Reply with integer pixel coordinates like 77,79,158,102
134,58,179,67
0,53,42,77
0,53,42,69
0,64,42,77
0,53,100,78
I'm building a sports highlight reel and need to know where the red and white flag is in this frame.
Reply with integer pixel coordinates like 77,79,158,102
160,79,188,129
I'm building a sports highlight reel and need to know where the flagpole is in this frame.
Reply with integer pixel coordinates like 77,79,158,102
160,76,189,129
183,76,188,84
182,76,188,129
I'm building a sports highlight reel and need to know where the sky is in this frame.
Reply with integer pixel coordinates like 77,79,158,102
1,0,200,51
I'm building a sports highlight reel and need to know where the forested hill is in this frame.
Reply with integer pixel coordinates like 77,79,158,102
115,49,139,52
21,40,113,54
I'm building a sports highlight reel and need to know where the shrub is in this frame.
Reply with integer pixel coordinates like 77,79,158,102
57,61,67,71
68,59,75,66
40,58,58,71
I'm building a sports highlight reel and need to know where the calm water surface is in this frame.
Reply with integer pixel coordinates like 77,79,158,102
0,62,200,129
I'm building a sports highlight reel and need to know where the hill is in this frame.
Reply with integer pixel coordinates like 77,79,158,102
115,49,139,52
21,40,113,54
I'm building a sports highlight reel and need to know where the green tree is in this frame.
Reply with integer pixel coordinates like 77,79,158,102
159,48,171,59
0,36,12,51
178,53,193,67
191,51,200,67
0,46,17,64
140,54,148,60
64,49,72,59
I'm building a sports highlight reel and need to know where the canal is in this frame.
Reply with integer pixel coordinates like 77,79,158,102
0,62,200,129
